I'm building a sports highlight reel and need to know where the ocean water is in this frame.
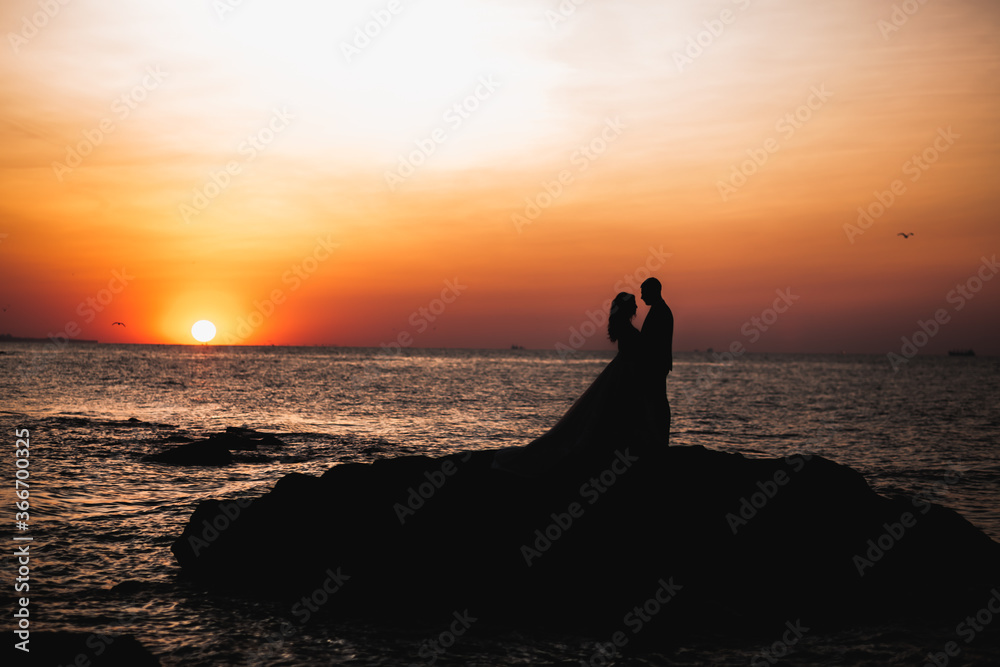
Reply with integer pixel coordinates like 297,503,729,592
1,343,998,665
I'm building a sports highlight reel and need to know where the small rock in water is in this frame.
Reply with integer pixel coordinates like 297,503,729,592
142,440,232,466
209,427,286,451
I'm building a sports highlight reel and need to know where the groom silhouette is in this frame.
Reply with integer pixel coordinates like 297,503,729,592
640,277,673,444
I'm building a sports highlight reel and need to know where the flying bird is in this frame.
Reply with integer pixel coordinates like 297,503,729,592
897,232,914,239
112,321,126,327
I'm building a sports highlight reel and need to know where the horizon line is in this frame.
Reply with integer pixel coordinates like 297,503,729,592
0,338,990,358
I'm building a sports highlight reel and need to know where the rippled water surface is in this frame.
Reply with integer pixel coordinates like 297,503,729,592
1,344,998,665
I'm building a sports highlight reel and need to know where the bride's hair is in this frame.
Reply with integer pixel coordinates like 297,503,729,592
608,292,636,342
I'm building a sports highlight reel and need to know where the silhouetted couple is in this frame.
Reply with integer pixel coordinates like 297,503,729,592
494,278,673,476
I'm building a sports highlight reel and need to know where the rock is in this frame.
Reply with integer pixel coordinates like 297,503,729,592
143,440,232,466
208,426,285,451
142,428,285,465
113,417,177,430
11,631,159,665
171,445,1000,638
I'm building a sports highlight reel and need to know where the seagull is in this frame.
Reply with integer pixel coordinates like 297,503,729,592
897,232,914,239
112,321,126,327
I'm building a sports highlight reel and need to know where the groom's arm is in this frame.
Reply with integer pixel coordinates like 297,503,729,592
664,304,674,374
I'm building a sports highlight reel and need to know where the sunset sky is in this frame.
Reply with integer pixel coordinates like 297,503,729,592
1,0,998,353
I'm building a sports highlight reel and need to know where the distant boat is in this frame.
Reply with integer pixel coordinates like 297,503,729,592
948,349,975,357
510,344,525,350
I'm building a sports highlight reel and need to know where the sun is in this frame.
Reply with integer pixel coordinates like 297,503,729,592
191,320,217,343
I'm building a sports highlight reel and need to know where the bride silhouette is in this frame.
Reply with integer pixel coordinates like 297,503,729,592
492,291,669,476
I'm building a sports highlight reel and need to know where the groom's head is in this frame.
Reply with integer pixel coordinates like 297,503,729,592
640,277,662,305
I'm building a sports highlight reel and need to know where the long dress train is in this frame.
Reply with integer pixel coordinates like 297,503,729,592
492,325,667,476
